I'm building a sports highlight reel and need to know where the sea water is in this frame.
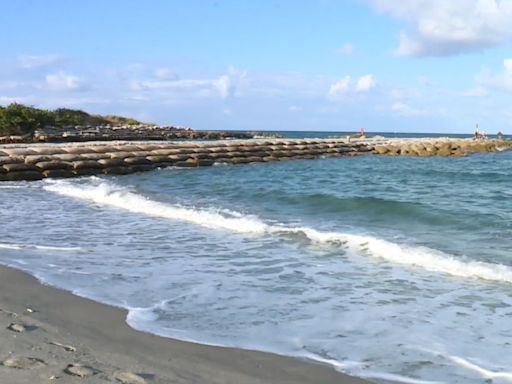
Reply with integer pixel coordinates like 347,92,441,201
1,147,512,383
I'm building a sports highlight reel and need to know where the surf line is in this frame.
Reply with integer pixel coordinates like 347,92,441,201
44,179,512,284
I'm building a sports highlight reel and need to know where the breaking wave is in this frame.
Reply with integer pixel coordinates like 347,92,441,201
43,179,512,284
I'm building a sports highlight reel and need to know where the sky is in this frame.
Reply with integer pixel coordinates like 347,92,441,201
1,0,512,133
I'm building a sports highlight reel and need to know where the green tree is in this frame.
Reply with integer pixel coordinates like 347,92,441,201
0,103,53,136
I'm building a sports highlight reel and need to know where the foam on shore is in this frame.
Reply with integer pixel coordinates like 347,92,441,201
0,242,84,252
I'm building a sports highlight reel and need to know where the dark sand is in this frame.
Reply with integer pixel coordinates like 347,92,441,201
0,265,371,384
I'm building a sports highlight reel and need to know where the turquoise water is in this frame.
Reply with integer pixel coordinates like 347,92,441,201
1,150,512,383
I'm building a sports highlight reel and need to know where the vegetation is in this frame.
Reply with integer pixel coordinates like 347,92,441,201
0,103,142,136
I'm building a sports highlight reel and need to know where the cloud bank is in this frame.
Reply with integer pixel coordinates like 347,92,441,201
371,0,512,56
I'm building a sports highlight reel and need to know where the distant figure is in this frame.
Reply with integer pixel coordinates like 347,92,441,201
497,131,504,140
473,125,487,140
474,128,481,140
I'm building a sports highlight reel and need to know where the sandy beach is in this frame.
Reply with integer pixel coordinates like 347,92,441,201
0,265,370,384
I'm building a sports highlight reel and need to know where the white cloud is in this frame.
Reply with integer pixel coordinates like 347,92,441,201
45,71,84,91
355,74,375,92
476,58,512,91
370,0,512,56
335,43,354,56
390,101,427,116
328,75,376,98
212,75,233,98
223,108,233,116
289,105,303,112
131,79,210,91
154,67,177,80
418,75,432,86
0,96,27,105
18,54,61,69
461,87,489,97
328,76,351,97
130,67,242,99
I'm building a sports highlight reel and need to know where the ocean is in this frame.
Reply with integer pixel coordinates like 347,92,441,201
1,133,511,383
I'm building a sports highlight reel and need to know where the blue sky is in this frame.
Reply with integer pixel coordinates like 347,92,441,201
1,0,512,133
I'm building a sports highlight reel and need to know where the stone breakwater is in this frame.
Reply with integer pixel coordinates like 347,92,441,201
0,138,510,182
0,139,369,181
373,138,512,157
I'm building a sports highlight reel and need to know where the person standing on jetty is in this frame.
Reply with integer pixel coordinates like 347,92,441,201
473,124,487,140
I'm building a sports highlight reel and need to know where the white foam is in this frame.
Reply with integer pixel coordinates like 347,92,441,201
44,179,512,284
44,181,267,234
0,185,25,189
417,347,512,382
360,371,444,384
446,355,512,381
0,242,83,252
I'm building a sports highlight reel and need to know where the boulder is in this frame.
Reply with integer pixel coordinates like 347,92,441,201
72,160,103,170
0,156,23,165
435,142,452,156
193,153,214,160
149,149,180,156
3,163,39,172
109,151,139,159
6,171,43,181
103,167,134,175
2,148,38,156
175,159,198,167
124,157,153,166
245,156,264,163
35,161,73,170
98,158,126,167
169,154,191,161
79,153,111,160
73,168,101,176
32,147,67,155
43,169,75,178
128,151,150,157
197,159,215,166
24,155,55,164
131,164,156,172
146,155,173,163
53,153,87,161
135,144,165,151
64,147,96,155
230,157,252,164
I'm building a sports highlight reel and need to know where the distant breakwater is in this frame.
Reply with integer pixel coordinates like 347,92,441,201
0,138,510,181
0,129,271,144
373,138,512,157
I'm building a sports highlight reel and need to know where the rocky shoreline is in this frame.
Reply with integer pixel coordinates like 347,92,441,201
0,137,510,182
0,123,280,144
373,138,512,157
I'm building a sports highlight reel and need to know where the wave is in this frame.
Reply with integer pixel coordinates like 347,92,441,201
0,242,84,252
416,346,512,382
43,179,512,283
280,193,423,215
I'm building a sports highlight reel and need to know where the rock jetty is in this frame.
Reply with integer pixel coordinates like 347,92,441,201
0,137,509,182
0,138,369,181
0,124,280,144
372,138,512,157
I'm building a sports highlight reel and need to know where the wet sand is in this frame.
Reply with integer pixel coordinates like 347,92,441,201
0,265,371,384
